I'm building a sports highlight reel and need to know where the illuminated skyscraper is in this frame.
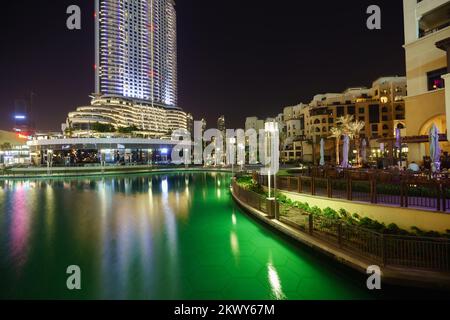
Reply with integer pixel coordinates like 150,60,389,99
95,0,177,107
66,0,185,136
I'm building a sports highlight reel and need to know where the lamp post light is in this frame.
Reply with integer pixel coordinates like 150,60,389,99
215,147,221,167
184,148,189,169
148,149,154,166
229,137,236,176
238,142,245,172
100,149,107,173
265,121,280,219
47,149,53,175
265,121,279,198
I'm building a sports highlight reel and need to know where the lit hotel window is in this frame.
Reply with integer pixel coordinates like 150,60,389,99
427,68,446,91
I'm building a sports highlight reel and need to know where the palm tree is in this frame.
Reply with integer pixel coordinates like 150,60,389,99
336,115,354,136
329,127,342,165
347,120,365,165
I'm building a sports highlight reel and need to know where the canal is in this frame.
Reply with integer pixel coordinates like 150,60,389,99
0,172,374,299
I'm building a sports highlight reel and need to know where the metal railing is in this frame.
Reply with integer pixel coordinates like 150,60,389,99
260,168,450,212
232,180,450,272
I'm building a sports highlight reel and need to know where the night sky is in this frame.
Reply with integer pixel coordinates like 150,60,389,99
0,0,405,131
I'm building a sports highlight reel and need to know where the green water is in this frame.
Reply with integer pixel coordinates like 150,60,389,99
0,172,373,300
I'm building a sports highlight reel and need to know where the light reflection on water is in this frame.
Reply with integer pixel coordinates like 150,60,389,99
0,173,373,300
10,184,31,273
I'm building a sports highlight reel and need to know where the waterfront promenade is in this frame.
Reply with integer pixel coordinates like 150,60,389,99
231,178,450,290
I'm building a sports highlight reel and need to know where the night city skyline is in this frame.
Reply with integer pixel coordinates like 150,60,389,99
0,0,404,131
2,0,450,306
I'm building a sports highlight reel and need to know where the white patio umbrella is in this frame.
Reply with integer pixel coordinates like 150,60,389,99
429,124,441,173
395,128,401,149
361,139,367,163
341,135,350,168
319,138,325,166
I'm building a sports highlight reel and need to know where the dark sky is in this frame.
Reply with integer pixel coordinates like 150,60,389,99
0,0,405,131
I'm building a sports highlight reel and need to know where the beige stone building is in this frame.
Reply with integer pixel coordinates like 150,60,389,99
403,0,450,162
308,77,406,143
278,77,407,164
245,117,265,132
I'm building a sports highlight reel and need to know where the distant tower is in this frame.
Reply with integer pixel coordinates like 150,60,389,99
13,99,34,134
95,0,178,107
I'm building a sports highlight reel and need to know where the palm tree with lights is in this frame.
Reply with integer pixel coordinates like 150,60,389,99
347,120,366,165
329,127,342,165
336,115,354,134
331,115,354,166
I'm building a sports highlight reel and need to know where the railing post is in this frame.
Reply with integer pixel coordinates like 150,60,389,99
371,179,377,204
275,201,280,220
309,214,314,235
337,222,342,248
298,177,302,194
443,184,447,212
347,175,352,201
446,241,449,271
311,177,316,196
327,177,332,198
401,183,408,208
437,182,442,212
381,235,387,267
288,177,291,191
266,198,276,219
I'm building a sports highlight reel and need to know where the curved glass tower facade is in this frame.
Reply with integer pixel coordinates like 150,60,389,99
66,0,185,136
95,0,178,108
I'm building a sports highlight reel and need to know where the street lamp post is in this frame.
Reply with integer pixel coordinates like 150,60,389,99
229,137,236,176
47,149,53,175
100,149,106,173
265,121,280,219
184,148,189,169
238,142,245,172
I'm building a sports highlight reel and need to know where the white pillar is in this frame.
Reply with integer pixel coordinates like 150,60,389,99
442,73,450,141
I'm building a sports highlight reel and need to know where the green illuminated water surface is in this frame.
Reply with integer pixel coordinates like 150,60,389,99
0,172,373,300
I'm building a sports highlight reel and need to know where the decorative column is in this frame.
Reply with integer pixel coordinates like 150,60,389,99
442,73,450,141
436,38,450,141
